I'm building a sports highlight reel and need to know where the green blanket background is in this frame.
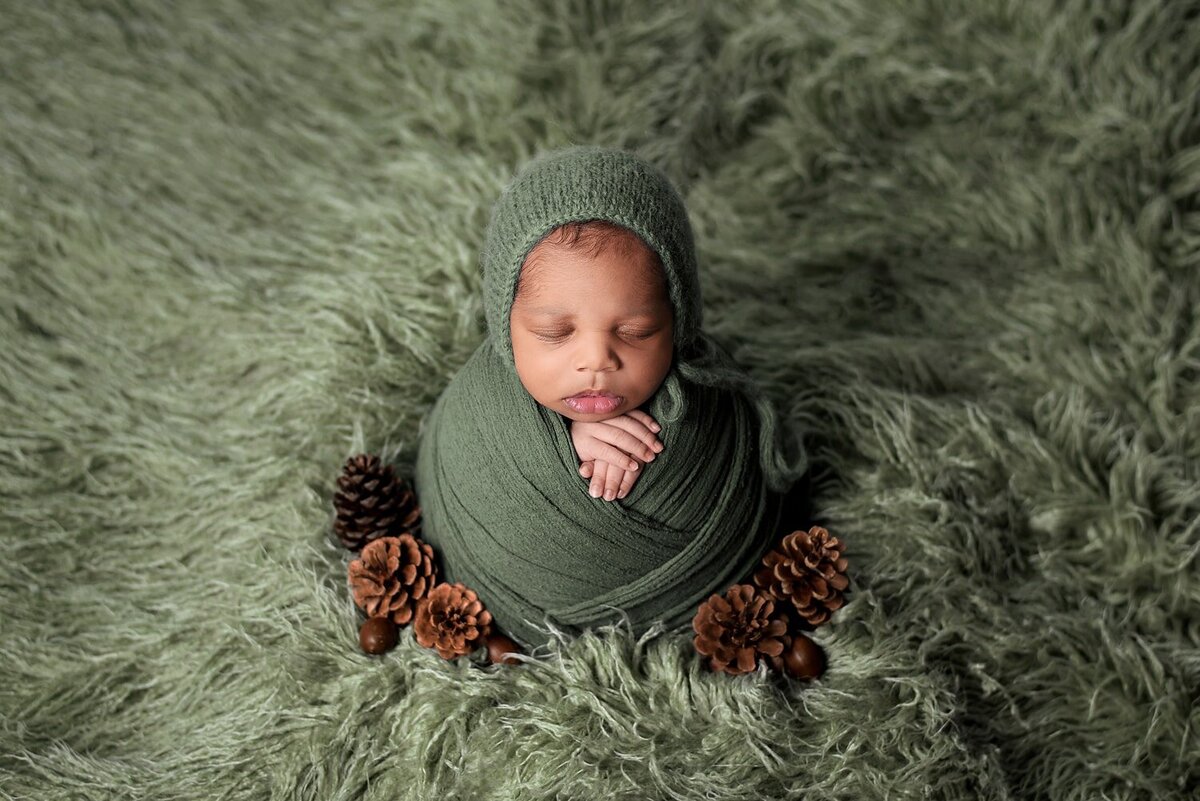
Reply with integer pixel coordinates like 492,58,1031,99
2,1,1197,798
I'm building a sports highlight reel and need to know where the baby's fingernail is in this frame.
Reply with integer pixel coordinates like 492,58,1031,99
604,490,615,501
628,461,638,470
618,490,627,499
651,424,661,431
590,487,600,497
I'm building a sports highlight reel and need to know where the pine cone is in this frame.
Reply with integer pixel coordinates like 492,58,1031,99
413,582,493,660
692,584,790,676
332,453,422,551
753,525,850,627
348,535,438,625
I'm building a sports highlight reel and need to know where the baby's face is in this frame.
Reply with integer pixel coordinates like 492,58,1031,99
510,232,674,423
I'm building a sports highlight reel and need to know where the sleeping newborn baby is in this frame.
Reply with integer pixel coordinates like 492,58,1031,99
415,145,807,651
511,219,672,502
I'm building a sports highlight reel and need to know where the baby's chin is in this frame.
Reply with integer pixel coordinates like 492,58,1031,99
557,407,626,423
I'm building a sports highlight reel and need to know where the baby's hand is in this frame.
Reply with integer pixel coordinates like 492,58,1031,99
570,410,664,501
579,458,645,502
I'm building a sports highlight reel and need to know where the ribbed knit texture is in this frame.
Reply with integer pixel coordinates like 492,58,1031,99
415,145,808,649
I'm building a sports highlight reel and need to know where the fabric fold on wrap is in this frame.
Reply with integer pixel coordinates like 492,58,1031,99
415,330,799,651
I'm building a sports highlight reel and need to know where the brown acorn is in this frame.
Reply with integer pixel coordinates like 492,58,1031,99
332,454,422,551
484,630,523,666
348,534,438,625
413,582,493,660
754,525,850,627
765,631,826,680
359,616,399,655
692,584,790,676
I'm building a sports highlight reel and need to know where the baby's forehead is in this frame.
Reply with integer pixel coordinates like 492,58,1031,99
525,222,649,261
517,255,666,304
514,221,671,309
523,230,663,279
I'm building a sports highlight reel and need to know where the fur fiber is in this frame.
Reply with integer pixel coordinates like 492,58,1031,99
1,1,1197,798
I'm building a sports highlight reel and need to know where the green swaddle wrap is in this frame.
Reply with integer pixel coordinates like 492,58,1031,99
415,145,808,650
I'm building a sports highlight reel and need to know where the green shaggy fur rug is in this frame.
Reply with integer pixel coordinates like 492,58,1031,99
2,1,1197,798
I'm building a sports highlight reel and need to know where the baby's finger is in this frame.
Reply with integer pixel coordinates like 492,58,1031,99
589,460,609,498
591,441,642,473
579,460,594,479
595,423,659,463
602,465,623,502
616,468,637,500
603,412,663,455
625,408,662,434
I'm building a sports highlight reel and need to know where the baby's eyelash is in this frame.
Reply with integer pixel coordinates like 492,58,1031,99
532,329,656,342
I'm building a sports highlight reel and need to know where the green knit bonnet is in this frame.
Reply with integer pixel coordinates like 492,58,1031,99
481,144,699,368
478,144,808,492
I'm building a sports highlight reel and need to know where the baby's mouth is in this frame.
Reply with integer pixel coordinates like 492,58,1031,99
564,391,623,414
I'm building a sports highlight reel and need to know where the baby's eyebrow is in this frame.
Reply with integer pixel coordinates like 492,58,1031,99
527,306,659,318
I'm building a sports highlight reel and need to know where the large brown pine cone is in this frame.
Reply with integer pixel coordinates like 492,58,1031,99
413,582,493,660
332,454,422,551
692,584,790,676
347,535,437,625
753,525,850,627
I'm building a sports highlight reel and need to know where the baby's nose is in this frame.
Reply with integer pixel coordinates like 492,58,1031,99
576,339,619,371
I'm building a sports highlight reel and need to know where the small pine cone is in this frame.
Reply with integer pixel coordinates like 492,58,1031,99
692,584,789,676
332,453,422,551
413,582,493,660
348,535,437,625
754,525,850,627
